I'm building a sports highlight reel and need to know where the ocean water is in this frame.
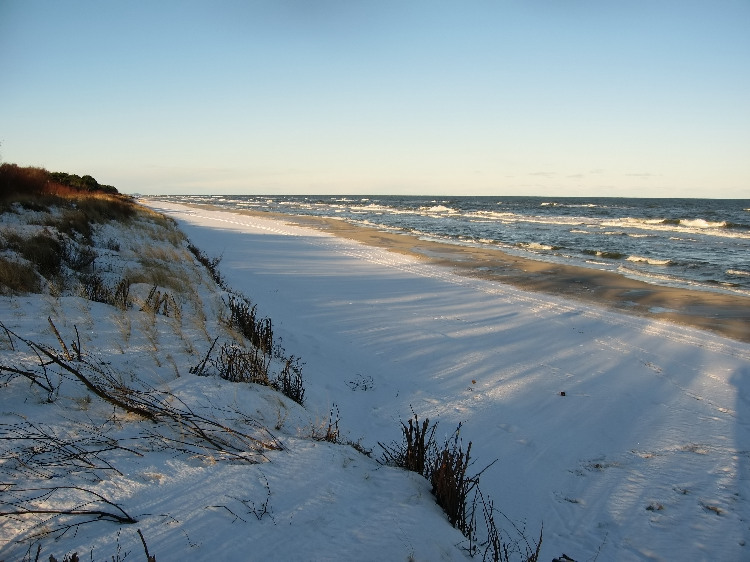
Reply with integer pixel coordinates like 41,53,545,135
159,195,750,296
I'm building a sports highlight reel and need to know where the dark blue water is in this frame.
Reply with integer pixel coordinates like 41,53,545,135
158,195,750,296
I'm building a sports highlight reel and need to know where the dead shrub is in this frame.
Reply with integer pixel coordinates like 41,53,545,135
37,528,156,562
477,490,543,562
380,413,436,477
217,342,270,384
142,285,180,318
187,242,224,287
380,414,541,561
272,356,305,405
16,232,63,278
431,429,478,537
190,339,270,385
78,276,131,309
227,295,273,356
311,404,340,443
44,208,93,241
112,279,131,310
0,163,50,201
61,238,97,272
82,274,112,304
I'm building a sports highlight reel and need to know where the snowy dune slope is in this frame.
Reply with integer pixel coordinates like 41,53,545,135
147,201,750,561
0,202,470,561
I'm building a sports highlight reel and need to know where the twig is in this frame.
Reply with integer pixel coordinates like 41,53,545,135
72,325,82,360
0,364,55,394
1,484,137,524
29,340,159,421
207,504,247,523
190,336,219,376
47,317,71,361
1,322,15,350
138,528,156,562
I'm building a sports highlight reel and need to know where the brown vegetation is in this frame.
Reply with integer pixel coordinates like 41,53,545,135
0,257,40,294
0,163,119,201
0,164,140,297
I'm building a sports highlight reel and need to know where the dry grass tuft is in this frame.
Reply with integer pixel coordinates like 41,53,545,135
0,257,40,294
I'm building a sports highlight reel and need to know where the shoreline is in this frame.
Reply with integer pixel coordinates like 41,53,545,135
188,203,750,343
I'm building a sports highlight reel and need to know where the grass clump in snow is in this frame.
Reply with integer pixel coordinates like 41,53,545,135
226,294,273,355
71,274,132,312
190,303,305,405
381,413,542,562
187,242,224,287
7,231,64,278
0,257,40,294
186,248,306,405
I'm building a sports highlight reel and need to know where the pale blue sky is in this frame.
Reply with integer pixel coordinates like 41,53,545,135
1,1,748,197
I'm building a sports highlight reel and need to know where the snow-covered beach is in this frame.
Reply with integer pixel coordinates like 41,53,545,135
2,196,749,561
146,201,750,560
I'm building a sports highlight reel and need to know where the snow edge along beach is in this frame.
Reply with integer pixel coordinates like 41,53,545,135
145,200,750,560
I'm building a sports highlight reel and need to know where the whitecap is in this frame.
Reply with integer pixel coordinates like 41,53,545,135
680,218,727,229
627,255,671,266
518,242,554,251
420,205,457,214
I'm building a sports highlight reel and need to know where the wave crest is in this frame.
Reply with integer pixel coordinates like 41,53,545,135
627,255,672,266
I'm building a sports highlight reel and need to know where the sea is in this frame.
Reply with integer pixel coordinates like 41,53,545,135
157,195,750,297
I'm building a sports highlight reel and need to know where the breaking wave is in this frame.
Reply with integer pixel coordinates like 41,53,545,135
626,255,672,266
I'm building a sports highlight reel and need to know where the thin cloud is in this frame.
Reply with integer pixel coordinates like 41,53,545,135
625,172,661,179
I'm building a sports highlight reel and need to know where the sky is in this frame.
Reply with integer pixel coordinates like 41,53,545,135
1,1,749,197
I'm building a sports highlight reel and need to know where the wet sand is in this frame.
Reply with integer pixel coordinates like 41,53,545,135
194,204,750,343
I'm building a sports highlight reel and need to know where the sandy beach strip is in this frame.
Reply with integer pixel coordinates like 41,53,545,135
186,203,750,343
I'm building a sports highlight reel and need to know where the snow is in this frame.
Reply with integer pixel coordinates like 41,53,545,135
2,199,750,561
